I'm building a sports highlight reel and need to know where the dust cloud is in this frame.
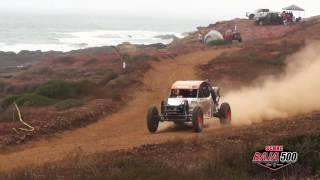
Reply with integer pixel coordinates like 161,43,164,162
224,42,320,125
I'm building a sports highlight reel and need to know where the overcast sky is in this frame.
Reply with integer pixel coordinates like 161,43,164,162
1,0,318,19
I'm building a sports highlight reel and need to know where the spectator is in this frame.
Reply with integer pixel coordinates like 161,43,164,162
198,33,203,43
122,61,126,69
281,11,288,25
289,11,293,22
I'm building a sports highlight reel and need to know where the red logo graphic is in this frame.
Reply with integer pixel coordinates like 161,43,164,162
252,145,298,171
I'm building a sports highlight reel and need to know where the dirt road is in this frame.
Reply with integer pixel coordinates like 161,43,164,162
0,48,236,171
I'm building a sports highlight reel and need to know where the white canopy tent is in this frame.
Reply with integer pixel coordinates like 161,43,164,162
282,4,305,19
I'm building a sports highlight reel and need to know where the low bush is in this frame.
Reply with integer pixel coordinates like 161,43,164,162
3,133,319,179
1,80,95,109
2,94,53,108
1,95,20,109
207,39,232,46
54,56,75,65
282,134,320,175
55,99,84,110
14,94,53,107
98,72,118,86
128,54,150,62
72,80,96,95
249,55,284,65
0,81,7,93
36,80,76,99
83,58,99,66
36,80,94,99
0,109,14,122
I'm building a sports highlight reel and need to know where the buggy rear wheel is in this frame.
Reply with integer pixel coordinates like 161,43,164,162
147,106,160,133
219,103,231,125
192,106,204,133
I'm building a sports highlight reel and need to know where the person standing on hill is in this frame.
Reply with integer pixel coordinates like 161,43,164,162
198,32,203,44
122,61,126,70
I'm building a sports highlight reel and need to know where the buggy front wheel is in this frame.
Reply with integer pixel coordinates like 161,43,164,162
192,106,204,133
147,106,160,133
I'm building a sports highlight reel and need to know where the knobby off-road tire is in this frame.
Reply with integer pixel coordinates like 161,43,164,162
192,106,204,133
219,103,231,125
147,106,160,133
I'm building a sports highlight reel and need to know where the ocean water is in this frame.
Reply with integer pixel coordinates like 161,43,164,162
0,12,212,52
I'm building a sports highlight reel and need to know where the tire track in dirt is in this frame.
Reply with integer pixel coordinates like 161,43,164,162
0,48,237,171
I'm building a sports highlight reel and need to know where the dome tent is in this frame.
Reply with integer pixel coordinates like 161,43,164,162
204,30,224,44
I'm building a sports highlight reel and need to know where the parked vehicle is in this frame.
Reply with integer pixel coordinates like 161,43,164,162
246,9,270,20
224,29,242,42
255,12,283,26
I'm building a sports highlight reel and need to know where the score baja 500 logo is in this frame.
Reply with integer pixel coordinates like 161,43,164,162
252,145,298,171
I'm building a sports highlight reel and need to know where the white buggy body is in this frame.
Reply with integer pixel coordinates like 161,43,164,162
167,81,221,116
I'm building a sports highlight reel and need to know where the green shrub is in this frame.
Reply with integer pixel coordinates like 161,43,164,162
99,72,118,86
207,39,232,46
1,80,94,108
16,94,53,106
36,80,77,99
55,99,84,110
128,54,149,62
248,53,285,65
83,58,99,65
55,56,75,65
1,95,20,109
36,80,94,99
2,94,53,108
281,134,320,175
0,109,14,122
73,80,96,95
0,81,7,92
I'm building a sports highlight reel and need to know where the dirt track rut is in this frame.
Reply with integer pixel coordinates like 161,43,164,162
0,48,235,171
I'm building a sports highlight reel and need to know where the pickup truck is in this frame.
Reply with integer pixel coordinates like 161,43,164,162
246,9,270,20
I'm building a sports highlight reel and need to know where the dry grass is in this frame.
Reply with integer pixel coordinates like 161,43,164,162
199,40,304,92
1,115,319,180
0,49,161,146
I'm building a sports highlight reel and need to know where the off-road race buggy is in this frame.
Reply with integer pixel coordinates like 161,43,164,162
147,80,231,133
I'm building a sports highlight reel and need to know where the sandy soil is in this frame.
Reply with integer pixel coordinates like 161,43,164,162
0,47,238,171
